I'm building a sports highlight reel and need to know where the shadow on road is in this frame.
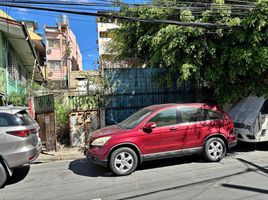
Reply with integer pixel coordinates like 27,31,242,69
117,158,268,200
68,158,112,177
138,154,204,171
222,184,268,194
69,142,268,177
221,158,268,195
69,155,204,177
229,142,268,154
5,165,30,186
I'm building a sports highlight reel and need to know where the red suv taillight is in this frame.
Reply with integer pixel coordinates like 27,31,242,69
7,130,30,137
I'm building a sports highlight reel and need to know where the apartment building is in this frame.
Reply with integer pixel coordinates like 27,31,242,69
44,15,82,89
97,13,144,72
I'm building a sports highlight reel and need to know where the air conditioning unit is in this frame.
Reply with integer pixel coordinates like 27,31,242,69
48,72,53,77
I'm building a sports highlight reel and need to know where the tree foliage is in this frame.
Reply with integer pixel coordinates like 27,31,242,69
111,0,268,104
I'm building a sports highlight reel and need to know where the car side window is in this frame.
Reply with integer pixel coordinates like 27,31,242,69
148,108,177,127
0,113,20,126
206,110,223,120
16,111,35,126
261,100,268,114
179,107,206,123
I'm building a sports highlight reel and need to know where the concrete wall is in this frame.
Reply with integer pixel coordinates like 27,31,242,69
97,22,119,57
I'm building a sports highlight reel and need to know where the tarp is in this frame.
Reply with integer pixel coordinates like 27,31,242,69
228,96,266,127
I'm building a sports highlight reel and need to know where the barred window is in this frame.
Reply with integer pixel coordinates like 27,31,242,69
8,51,15,81
48,60,61,70
48,39,60,48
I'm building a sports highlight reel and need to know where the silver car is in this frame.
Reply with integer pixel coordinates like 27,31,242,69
0,106,42,188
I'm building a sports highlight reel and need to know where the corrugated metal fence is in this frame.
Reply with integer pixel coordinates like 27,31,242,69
104,68,196,125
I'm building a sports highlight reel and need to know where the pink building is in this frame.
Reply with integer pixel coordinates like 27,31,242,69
44,15,82,88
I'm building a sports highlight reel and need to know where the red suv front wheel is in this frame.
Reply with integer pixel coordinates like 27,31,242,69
109,147,138,176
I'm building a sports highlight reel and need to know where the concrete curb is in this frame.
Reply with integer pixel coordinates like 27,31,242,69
33,148,85,164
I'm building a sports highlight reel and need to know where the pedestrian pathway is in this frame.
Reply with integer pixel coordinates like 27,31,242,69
33,147,84,164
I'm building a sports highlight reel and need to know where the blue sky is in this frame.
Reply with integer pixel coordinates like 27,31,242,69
0,5,101,70
0,0,149,70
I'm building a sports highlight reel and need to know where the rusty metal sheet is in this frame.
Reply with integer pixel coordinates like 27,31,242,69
69,110,100,147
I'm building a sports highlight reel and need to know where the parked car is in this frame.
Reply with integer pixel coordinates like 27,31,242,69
228,96,268,143
86,103,237,176
0,106,42,188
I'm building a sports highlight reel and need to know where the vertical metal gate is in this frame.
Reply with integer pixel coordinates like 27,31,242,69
34,94,56,150
104,68,196,125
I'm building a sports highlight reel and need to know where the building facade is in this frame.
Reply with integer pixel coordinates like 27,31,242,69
97,14,143,72
0,10,44,105
44,15,82,89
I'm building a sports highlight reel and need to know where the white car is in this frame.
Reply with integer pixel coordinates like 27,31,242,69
0,106,42,188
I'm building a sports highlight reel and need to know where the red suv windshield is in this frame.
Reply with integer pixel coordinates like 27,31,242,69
119,108,152,129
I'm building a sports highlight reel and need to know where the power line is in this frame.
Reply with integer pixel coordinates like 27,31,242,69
0,2,241,29
9,8,97,23
8,0,256,11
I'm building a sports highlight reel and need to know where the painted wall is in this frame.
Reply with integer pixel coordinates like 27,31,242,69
0,30,28,101
45,23,82,83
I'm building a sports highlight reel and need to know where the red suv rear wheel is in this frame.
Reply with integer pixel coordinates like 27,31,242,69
203,137,226,162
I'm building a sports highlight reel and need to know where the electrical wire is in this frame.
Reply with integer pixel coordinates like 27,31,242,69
0,2,232,29
0,0,257,29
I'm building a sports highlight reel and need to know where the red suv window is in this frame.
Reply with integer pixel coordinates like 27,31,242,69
148,108,177,127
179,107,206,123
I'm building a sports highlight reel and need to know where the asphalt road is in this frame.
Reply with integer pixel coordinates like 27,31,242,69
1,143,268,200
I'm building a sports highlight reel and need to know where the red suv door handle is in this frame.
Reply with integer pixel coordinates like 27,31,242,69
169,127,177,131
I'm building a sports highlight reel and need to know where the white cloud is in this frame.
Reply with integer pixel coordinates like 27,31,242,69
15,8,28,12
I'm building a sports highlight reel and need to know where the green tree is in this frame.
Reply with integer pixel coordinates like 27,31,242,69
111,0,268,104
8,91,27,106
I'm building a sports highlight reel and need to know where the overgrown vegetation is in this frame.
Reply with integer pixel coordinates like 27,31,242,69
111,0,268,104
55,96,70,145
7,81,42,106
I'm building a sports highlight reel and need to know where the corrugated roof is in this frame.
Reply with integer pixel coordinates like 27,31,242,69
28,29,42,40
0,10,42,41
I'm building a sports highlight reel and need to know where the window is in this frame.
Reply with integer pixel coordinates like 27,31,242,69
49,61,61,70
19,66,26,82
149,108,177,127
99,31,113,38
179,107,206,123
99,31,109,38
119,109,153,130
8,51,15,81
16,111,35,126
0,113,21,127
48,39,60,48
261,100,268,114
206,110,223,120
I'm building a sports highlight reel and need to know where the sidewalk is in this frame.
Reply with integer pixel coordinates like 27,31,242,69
34,147,85,163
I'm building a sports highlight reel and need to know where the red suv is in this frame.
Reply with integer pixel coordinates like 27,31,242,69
86,103,237,175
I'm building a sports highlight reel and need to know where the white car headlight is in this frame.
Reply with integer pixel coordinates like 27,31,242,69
91,136,111,146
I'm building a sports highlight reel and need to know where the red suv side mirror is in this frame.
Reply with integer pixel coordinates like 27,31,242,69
143,122,156,130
